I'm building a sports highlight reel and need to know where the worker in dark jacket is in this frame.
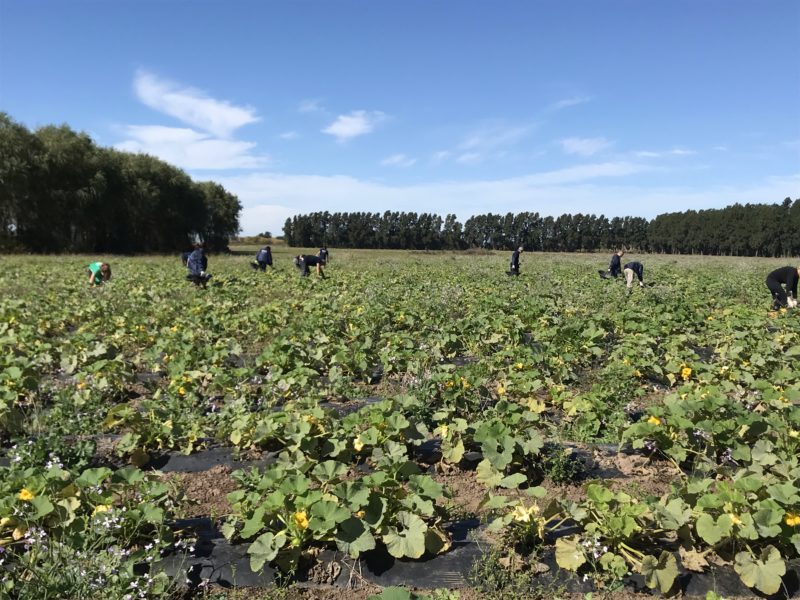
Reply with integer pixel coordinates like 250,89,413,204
318,247,329,265
251,246,273,271
186,245,212,287
294,254,325,278
508,246,523,276
766,266,800,309
623,261,645,289
600,250,625,279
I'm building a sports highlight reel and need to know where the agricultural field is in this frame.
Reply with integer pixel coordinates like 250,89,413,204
1,249,799,600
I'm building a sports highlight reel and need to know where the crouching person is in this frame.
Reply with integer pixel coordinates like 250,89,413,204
294,254,325,278
186,245,212,288
766,266,800,310
623,261,645,289
251,246,273,271
88,262,111,286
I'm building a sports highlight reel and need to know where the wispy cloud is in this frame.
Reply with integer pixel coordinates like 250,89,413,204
549,96,593,111
134,70,259,138
119,71,265,170
279,131,298,140
559,137,613,156
298,98,325,113
433,122,534,165
634,147,697,158
322,110,387,142
381,153,416,168
116,125,268,170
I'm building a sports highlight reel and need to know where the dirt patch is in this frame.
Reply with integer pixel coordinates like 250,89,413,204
169,465,237,517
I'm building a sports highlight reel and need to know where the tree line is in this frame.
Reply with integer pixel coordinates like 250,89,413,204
0,113,241,253
284,200,799,256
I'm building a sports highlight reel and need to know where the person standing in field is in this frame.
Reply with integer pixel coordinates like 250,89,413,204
294,254,325,278
87,262,111,286
765,266,800,309
600,250,625,279
623,261,645,289
508,246,523,276
186,244,212,288
252,246,273,271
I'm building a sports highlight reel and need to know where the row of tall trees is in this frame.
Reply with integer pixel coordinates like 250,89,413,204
285,200,799,256
0,113,241,253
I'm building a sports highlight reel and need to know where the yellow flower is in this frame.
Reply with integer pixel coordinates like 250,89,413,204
460,377,470,389
77,381,86,389
92,504,111,516
18,489,35,502
789,430,799,439
511,504,539,523
170,326,178,333
622,358,631,365
497,383,506,396
437,424,449,438
294,511,309,530
355,510,365,519
706,315,714,321
785,512,800,527
634,370,642,377
681,366,692,381
514,362,524,370
728,513,742,526
178,386,186,396
444,380,454,389
353,437,364,452
647,416,662,426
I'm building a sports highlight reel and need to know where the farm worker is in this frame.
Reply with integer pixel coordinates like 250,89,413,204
318,247,329,265
87,262,111,286
251,246,273,271
623,261,645,289
599,250,625,279
186,244,212,288
508,246,523,276
765,266,800,309
294,254,325,278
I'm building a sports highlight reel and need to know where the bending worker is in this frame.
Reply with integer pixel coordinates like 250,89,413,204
766,266,800,309
87,262,111,286
294,254,325,278
623,261,645,289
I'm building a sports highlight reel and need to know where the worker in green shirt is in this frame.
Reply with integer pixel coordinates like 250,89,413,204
87,262,112,286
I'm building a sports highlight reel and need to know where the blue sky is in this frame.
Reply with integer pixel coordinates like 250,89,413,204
1,0,798,236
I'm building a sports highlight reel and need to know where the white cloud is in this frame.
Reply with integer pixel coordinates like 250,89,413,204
116,125,268,170
279,131,298,140
381,153,416,168
322,110,387,142
430,150,451,164
456,152,482,165
560,137,613,156
134,70,259,138
458,124,532,151
222,168,800,236
550,96,593,111
240,204,296,237
634,147,696,158
298,98,325,113
713,145,729,152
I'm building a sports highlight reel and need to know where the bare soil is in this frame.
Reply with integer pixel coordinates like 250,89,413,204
168,464,237,517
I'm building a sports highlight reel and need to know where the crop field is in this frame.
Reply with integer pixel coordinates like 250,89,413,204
1,249,799,600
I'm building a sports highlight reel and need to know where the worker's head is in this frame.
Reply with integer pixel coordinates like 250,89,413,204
100,263,112,280
518,246,524,253
617,250,625,256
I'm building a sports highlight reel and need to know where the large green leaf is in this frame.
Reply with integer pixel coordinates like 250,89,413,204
248,531,287,572
733,546,786,595
555,536,586,571
383,511,427,559
336,517,376,558
641,551,678,593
